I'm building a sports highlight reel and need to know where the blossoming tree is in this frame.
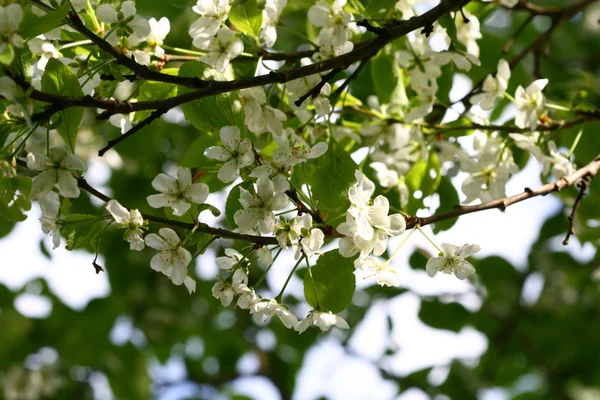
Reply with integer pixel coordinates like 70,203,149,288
2,0,600,397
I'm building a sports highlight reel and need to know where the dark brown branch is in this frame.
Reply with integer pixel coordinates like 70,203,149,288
23,0,470,119
97,109,165,156
332,57,372,99
563,174,593,245
406,154,600,231
294,68,343,107
66,11,208,89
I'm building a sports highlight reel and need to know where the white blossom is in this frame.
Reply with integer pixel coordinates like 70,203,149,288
348,170,376,240
542,141,576,179
454,9,482,57
509,132,543,161
235,177,288,234
184,276,197,294
204,126,254,182
189,0,231,40
370,162,399,188
216,248,245,270
145,228,192,285
256,247,273,267
38,191,61,249
433,51,480,72
147,167,209,216
297,310,349,333
146,17,170,57
236,286,261,309
308,0,354,47
96,1,151,46
499,0,519,7
27,147,86,199
28,38,59,71
250,299,299,330
240,88,287,137
212,281,235,306
196,28,243,72
249,141,292,192
515,79,548,130
106,200,145,251
426,243,480,280
260,0,287,47
0,4,24,52
109,113,133,134
471,59,510,110
355,256,400,287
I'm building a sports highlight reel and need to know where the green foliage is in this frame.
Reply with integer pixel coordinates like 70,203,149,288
60,214,109,251
178,62,245,133
405,151,441,214
291,141,357,221
19,3,71,40
304,250,356,313
41,59,84,152
371,44,408,105
0,167,31,222
229,0,263,38
432,176,459,233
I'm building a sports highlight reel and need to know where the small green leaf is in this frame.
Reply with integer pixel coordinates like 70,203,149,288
304,250,356,313
0,168,32,222
405,152,441,214
60,214,107,251
178,62,245,133
20,3,71,40
229,0,263,38
198,203,221,217
41,59,84,152
0,44,15,66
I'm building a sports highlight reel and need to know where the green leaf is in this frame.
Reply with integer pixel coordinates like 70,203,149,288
0,168,32,222
405,152,441,214
225,182,252,229
198,203,221,217
304,250,356,313
0,45,15,66
20,3,71,40
41,58,84,152
371,44,407,105
432,176,459,233
60,214,108,251
419,299,471,332
290,141,357,221
178,62,245,133
190,232,214,254
364,0,397,18
229,0,263,38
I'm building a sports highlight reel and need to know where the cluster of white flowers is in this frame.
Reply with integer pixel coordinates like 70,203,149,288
211,251,348,333
260,0,288,47
308,0,355,59
188,0,244,71
337,171,406,287
96,1,151,47
240,87,287,137
275,214,325,259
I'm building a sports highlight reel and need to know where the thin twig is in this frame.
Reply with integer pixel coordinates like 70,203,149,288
97,109,165,156
294,68,343,107
563,174,592,245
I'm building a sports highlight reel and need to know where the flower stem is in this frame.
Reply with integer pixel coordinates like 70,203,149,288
275,256,303,302
253,248,282,289
545,103,571,112
416,226,444,255
387,226,417,264
86,0,102,33
567,127,584,158
305,254,321,310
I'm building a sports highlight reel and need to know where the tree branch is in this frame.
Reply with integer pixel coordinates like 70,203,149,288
97,109,165,156
406,154,600,237
22,0,471,119
563,173,593,245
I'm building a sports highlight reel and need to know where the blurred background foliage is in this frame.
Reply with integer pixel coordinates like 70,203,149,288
1,0,600,399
